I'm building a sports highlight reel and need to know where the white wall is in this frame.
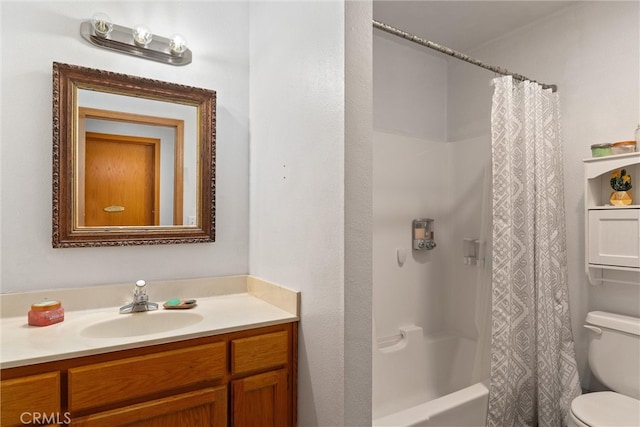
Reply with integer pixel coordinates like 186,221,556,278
374,33,448,141
248,2,349,425
0,2,250,292
344,1,373,424
447,1,640,389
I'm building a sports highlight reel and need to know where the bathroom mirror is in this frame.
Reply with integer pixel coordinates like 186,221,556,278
52,62,216,247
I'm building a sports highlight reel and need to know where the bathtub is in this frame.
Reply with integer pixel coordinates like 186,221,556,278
373,325,489,426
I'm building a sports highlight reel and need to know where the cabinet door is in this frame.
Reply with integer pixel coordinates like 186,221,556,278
588,209,640,268
1,372,60,427
70,387,227,427
232,369,288,427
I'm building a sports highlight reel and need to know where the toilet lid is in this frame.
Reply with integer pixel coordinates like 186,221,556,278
571,392,640,426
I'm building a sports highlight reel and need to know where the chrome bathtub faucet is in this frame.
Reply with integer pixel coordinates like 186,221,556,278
120,280,159,314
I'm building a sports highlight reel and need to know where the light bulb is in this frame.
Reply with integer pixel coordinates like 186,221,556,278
169,34,188,55
90,13,113,38
132,25,153,46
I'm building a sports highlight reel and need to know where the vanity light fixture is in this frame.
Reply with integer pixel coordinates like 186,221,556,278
80,13,192,66
169,34,189,55
90,13,113,38
132,24,153,46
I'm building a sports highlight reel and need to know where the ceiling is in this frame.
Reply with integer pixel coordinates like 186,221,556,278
373,1,580,52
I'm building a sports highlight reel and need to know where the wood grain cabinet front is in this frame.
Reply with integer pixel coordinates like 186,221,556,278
68,342,226,413
231,369,288,427
0,372,61,427
231,331,289,375
71,387,227,427
0,322,297,427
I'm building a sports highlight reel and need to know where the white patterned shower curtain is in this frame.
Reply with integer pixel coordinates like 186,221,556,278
487,76,581,427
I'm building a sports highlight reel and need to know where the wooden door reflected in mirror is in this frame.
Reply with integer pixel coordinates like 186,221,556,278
84,131,159,227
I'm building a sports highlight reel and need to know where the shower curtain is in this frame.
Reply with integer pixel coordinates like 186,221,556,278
487,76,581,427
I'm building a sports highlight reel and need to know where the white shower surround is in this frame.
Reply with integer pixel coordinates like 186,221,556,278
373,22,492,425
372,129,491,423
373,33,492,343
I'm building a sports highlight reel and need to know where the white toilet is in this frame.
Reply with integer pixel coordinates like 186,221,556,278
569,311,640,427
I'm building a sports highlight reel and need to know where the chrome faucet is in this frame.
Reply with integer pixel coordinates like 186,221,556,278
120,280,159,314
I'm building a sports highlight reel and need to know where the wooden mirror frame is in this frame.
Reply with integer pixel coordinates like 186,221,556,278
52,62,216,247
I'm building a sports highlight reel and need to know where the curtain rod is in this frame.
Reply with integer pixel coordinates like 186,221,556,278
373,20,557,92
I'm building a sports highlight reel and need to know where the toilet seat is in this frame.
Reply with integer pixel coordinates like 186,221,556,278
571,391,640,426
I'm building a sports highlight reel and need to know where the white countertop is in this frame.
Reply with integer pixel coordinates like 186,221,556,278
1,276,300,369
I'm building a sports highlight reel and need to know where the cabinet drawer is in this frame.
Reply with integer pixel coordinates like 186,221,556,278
588,209,640,268
231,331,288,375
1,372,60,427
71,386,227,427
68,342,225,412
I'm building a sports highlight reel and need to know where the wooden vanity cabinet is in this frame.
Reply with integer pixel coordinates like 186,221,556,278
71,387,228,427
230,331,291,426
232,369,288,427
0,322,297,427
0,372,61,427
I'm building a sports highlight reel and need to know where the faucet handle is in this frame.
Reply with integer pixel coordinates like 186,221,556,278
134,280,147,295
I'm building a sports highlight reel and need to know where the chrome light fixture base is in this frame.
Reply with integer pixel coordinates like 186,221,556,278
80,21,192,66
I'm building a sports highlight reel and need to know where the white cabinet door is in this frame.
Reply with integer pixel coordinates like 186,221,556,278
588,209,640,268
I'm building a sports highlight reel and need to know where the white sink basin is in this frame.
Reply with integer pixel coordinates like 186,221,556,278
80,311,204,339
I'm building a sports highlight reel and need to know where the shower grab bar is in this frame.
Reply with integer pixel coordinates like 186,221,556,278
377,330,406,348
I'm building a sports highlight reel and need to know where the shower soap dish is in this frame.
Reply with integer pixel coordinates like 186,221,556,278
163,298,197,309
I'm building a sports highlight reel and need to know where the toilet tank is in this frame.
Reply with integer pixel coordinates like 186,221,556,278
586,311,640,399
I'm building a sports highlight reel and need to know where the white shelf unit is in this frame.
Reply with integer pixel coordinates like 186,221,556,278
584,152,640,285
